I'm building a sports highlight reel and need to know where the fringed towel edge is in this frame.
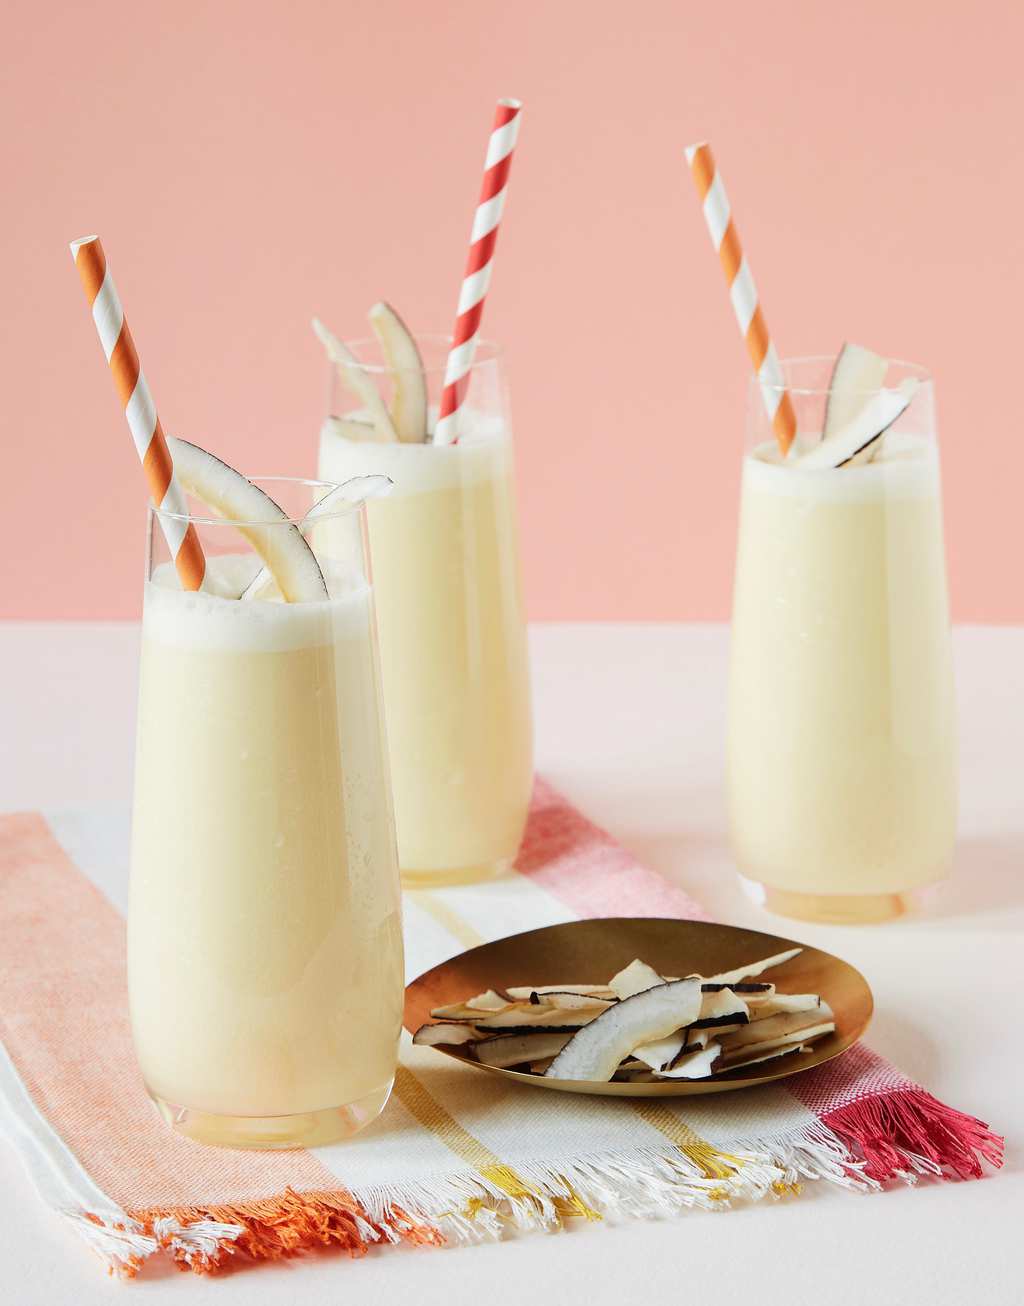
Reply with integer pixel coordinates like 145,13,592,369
64,1093,1002,1277
822,1086,1005,1184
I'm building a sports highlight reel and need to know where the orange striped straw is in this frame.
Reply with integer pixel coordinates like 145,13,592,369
70,236,206,590
684,143,797,456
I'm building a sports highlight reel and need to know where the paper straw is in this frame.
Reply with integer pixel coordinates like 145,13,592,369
433,97,523,446
684,143,797,456
70,236,206,590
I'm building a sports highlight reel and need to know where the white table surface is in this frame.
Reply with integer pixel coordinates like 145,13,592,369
0,622,1019,1303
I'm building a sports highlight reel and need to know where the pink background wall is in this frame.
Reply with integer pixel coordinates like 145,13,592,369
2,1,1022,621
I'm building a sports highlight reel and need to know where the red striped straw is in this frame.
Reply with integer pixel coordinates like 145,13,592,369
70,236,206,590
433,97,523,446
684,143,797,456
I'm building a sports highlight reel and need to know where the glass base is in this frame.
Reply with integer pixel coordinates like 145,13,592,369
739,875,935,924
148,1078,394,1149
401,855,514,889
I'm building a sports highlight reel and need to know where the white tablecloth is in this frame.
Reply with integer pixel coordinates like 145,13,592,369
0,622,1018,1303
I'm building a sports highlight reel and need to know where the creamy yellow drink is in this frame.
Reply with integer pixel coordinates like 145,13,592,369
129,559,404,1146
728,433,956,920
318,416,533,883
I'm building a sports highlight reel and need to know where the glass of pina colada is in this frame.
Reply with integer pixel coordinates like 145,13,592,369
728,349,956,924
315,310,533,887
128,440,404,1148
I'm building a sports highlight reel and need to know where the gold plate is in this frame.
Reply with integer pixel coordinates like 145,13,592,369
404,917,873,1097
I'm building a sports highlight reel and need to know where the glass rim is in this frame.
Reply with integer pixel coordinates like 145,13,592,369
149,474,366,529
753,354,933,397
334,333,503,376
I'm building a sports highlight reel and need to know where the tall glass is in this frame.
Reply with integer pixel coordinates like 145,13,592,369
318,336,533,887
129,479,404,1148
728,357,956,924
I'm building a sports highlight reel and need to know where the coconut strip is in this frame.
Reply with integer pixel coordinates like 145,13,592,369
608,959,666,1000
507,984,616,1000
704,948,803,986
653,1043,722,1080
546,980,703,1081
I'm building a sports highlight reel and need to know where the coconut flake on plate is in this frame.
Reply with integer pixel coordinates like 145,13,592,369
743,992,821,1019
716,1003,834,1052
506,983,617,1000
715,1043,813,1073
469,1004,610,1033
703,948,803,986
474,1031,573,1069
411,1022,483,1047
527,991,617,1010
464,989,514,1012
608,958,666,1000
429,998,539,1023
631,1031,687,1072
545,979,703,1082
690,987,750,1029
652,1042,722,1080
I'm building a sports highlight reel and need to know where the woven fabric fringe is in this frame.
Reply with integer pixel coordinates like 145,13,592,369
823,1087,1005,1184
69,1189,442,1278
66,1093,1002,1277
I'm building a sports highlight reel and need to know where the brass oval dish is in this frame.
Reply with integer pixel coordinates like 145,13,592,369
404,917,873,1097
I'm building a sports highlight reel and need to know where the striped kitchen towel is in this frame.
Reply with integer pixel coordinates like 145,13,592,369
0,781,1003,1278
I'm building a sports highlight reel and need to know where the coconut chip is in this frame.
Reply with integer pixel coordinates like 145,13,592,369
469,1004,610,1033
528,991,617,1011
716,1004,834,1054
545,979,703,1082
428,998,537,1023
715,1043,813,1072
743,992,821,1019
690,988,750,1029
608,958,666,1000
474,1031,573,1069
507,983,617,1000
631,1031,687,1071
465,989,513,1012
703,947,802,986
652,1042,722,1080
412,1022,483,1047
